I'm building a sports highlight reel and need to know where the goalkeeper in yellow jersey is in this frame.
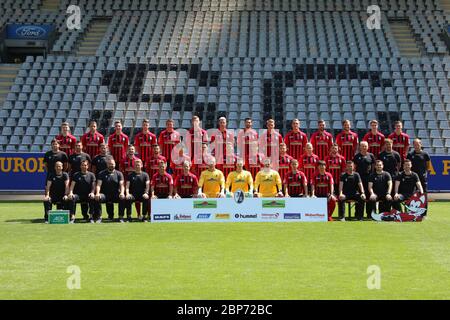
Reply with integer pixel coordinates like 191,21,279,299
225,158,254,197
253,158,283,198
198,157,226,198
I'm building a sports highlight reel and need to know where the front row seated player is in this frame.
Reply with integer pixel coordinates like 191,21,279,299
225,158,254,197
173,161,199,199
93,156,126,223
65,159,96,223
392,159,424,211
283,159,308,198
368,160,393,213
198,157,226,198
43,161,70,223
338,161,366,221
253,158,283,198
311,161,336,221
125,159,150,222
150,160,173,199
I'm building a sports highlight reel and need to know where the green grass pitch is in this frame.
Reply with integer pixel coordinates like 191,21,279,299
0,202,449,300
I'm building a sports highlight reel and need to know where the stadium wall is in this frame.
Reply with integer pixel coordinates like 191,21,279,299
0,152,449,192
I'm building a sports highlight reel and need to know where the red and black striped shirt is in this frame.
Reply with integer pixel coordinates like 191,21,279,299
284,170,307,196
363,131,385,159
151,172,173,198
120,155,139,178
336,130,358,161
388,132,410,160
324,154,346,186
216,155,237,180
245,153,264,180
145,154,167,179
134,131,157,166
259,130,283,158
299,153,320,184
175,173,199,198
170,154,191,181
284,130,308,161
277,154,294,183
310,130,334,160
237,128,259,164
191,153,210,178
312,172,334,197
158,129,181,164
107,133,129,164
55,134,77,156
81,131,105,159
210,129,234,165
188,127,209,162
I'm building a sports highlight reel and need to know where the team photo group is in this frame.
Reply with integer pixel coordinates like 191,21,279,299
43,115,430,223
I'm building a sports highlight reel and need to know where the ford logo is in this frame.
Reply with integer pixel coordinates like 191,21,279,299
15,26,46,39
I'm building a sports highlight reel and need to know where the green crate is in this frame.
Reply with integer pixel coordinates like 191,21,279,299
48,210,70,224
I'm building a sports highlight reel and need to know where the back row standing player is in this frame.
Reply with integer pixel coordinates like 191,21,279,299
107,120,129,169
283,118,308,161
310,119,334,161
81,120,105,159
55,122,77,156
133,119,157,167
336,119,359,161
363,120,385,159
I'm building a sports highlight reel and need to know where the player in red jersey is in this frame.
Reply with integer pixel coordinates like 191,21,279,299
310,119,334,160
259,118,283,159
192,143,211,178
245,141,265,180
277,142,293,183
336,119,359,161
81,120,105,159
311,161,337,221
388,121,410,161
120,145,139,178
146,144,167,179
237,117,259,165
284,118,308,161
158,119,181,165
134,119,157,167
170,146,191,181
363,119,385,159
189,115,209,164
299,143,320,193
107,120,129,168
55,122,77,156
324,143,346,195
173,161,199,199
150,161,173,199
283,159,308,197
210,117,235,166
216,142,237,179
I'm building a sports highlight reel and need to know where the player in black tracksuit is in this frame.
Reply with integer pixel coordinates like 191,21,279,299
94,156,126,222
43,139,69,177
65,160,96,222
338,161,366,221
125,159,150,222
407,139,431,194
68,141,91,178
43,161,70,223
368,160,393,213
91,143,108,176
393,159,424,211
353,141,376,218
379,139,401,180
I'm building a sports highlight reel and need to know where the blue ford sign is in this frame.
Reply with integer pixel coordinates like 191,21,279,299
6,24,54,40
